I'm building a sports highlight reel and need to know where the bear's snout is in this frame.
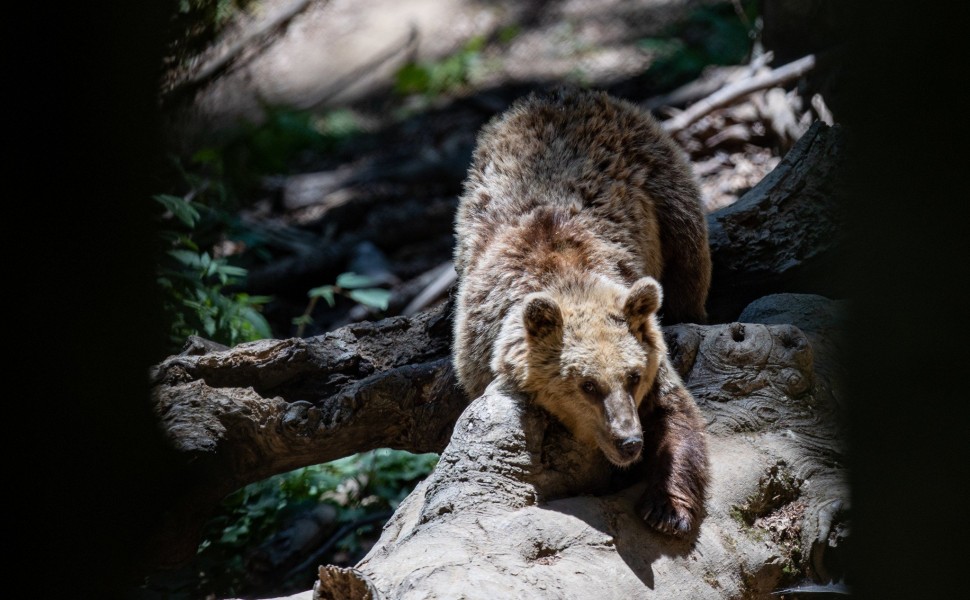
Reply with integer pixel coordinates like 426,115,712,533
615,436,643,461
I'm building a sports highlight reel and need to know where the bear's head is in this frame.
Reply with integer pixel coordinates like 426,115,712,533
494,276,665,467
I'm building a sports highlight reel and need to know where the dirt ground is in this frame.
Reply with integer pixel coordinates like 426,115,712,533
177,0,707,128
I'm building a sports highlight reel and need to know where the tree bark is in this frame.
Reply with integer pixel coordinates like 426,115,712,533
152,295,849,599
307,302,847,599
148,304,464,567
706,121,846,322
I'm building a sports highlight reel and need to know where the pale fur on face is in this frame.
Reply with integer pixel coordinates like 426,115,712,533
493,275,666,466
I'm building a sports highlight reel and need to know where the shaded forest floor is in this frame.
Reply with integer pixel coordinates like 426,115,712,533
162,0,825,342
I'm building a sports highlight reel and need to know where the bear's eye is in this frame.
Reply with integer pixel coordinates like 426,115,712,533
581,380,598,395
628,372,641,386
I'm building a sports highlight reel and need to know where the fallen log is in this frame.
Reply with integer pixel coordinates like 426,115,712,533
706,121,846,322
148,304,464,567
150,284,849,600
300,295,847,599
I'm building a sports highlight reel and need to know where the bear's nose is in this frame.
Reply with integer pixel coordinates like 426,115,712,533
616,436,643,460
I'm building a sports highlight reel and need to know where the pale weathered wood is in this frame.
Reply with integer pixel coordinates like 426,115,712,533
661,54,817,135
220,295,846,599
330,300,847,599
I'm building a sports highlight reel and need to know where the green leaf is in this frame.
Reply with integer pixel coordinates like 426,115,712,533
217,264,248,278
202,254,221,278
239,306,272,339
336,272,382,289
308,285,336,307
347,288,391,311
168,249,204,268
292,315,313,327
154,193,200,228
394,62,432,95
314,109,360,138
191,147,220,165
497,25,520,44
177,234,199,251
463,34,486,53
203,315,217,337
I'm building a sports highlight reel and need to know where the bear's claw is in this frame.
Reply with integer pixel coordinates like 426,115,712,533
640,493,696,537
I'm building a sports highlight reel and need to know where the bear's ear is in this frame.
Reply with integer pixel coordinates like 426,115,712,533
523,292,563,341
624,277,663,335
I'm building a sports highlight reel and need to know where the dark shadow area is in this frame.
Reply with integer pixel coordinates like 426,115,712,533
9,5,189,598
542,484,700,591
839,3,966,599
534,407,702,591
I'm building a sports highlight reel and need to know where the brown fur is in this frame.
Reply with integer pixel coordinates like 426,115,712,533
453,89,709,536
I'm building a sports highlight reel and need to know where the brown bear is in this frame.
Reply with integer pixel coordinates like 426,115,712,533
452,89,710,537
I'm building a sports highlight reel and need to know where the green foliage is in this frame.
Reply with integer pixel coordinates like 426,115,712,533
209,107,363,194
195,449,439,595
639,2,759,89
154,193,201,228
295,272,391,335
346,287,391,310
155,108,366,350
496,24,521,45
395,36,486,97
155,192,271,351
231,109,327,174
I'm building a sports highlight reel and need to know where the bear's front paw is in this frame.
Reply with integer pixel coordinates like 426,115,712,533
638,490,698,537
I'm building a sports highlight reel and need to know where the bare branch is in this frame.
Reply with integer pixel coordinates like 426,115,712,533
662,54,816,134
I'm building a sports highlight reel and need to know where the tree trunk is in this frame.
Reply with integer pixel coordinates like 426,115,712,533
307,296,847,599
706,121,846,322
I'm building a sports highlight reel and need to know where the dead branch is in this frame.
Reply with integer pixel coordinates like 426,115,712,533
401,262,456,316
147,303,463,567
644,51,773,112
662,54,816,134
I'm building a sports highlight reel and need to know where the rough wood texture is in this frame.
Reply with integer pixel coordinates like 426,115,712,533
148,304,465,567
151,296,848,597
340,302,847,599
706,121,846,322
